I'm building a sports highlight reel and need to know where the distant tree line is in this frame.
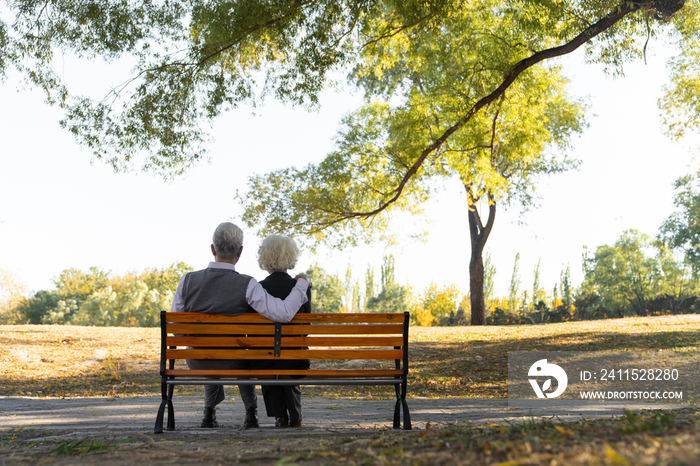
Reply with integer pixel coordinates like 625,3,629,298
1,263,192,326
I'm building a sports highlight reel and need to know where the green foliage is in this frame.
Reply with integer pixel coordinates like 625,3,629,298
364,264,377,307
366,282,407,313
239,34,587,250
51,437,116,456
305,264,344,313
655,242,693,314
1,1,695,179
53,267,110,299
18,262,193,326
583,230,659,317
483,253,497,311
620,410,676,434
3,0,383,176
658,173,700,273
507,253,522,312
366,255,407,313
559,264,574,313
531,259,546,308
380,254,395,288
0,268,28,324
660,4,700,141
408,282,462,326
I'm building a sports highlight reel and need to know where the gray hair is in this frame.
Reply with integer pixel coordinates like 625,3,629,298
212,222,244,260
257,234,300,273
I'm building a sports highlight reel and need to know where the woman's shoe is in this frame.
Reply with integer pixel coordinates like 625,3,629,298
275,416,289,428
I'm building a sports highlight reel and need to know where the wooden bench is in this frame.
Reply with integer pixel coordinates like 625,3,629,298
155,311,411,432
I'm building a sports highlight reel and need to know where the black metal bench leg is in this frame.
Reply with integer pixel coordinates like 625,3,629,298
166,383,175,431
154,401,167,433
155,380,176,433
393,400,402,429
154,379,168,433
401,398,411,430
392,384,402,429
401,380,411,430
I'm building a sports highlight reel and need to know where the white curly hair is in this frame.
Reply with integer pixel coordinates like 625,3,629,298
257,234,300,273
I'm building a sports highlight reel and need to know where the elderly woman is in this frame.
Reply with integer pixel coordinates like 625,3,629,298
256,234,311,428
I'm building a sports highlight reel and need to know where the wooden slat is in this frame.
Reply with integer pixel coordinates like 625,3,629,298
284,324,403,335
167,323,404,335
288,313,405,324
164,312,405,324
163,369,405,378
166,323,281,335
166,349,404,360
166,336,404,348
165,313,273,323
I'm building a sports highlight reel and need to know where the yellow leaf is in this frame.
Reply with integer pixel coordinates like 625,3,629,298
605,446,630,465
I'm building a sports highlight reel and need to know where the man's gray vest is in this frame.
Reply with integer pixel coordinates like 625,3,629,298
181,268,253,315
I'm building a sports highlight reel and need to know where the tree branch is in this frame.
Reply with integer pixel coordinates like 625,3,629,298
322,1,645,223
361,12,435,49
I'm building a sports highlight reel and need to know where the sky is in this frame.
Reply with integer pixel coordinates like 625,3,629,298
0,40,697,301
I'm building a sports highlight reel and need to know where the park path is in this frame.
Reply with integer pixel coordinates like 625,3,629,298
0,395,676,436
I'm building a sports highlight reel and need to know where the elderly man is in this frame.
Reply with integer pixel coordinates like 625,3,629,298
171,222,310,429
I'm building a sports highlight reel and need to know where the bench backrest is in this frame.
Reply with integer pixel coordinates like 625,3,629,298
160,311,409,377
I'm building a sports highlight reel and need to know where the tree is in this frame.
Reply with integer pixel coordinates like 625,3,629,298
483,253,497,313
366,255,408,313
658,173,700,273
583,230,660,317
17,263,192,326
380,255,395,288
531,259,546,309
507,253,522,313
18,289,60,324
655,242,692,314
560,265,573,313
366,283,407,313
364,264,377,309
304,264,344,313
0,268,28,324
408,283,461,327
341,264,353,312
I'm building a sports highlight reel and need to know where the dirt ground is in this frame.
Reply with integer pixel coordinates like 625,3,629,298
3,407,700,465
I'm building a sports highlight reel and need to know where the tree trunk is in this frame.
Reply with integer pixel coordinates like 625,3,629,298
470,251,486,325
466,185,496,325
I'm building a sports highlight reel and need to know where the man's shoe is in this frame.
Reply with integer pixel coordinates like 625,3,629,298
275,416,289,428
200,407,219,428
241,407,259,429
290,417,302,428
